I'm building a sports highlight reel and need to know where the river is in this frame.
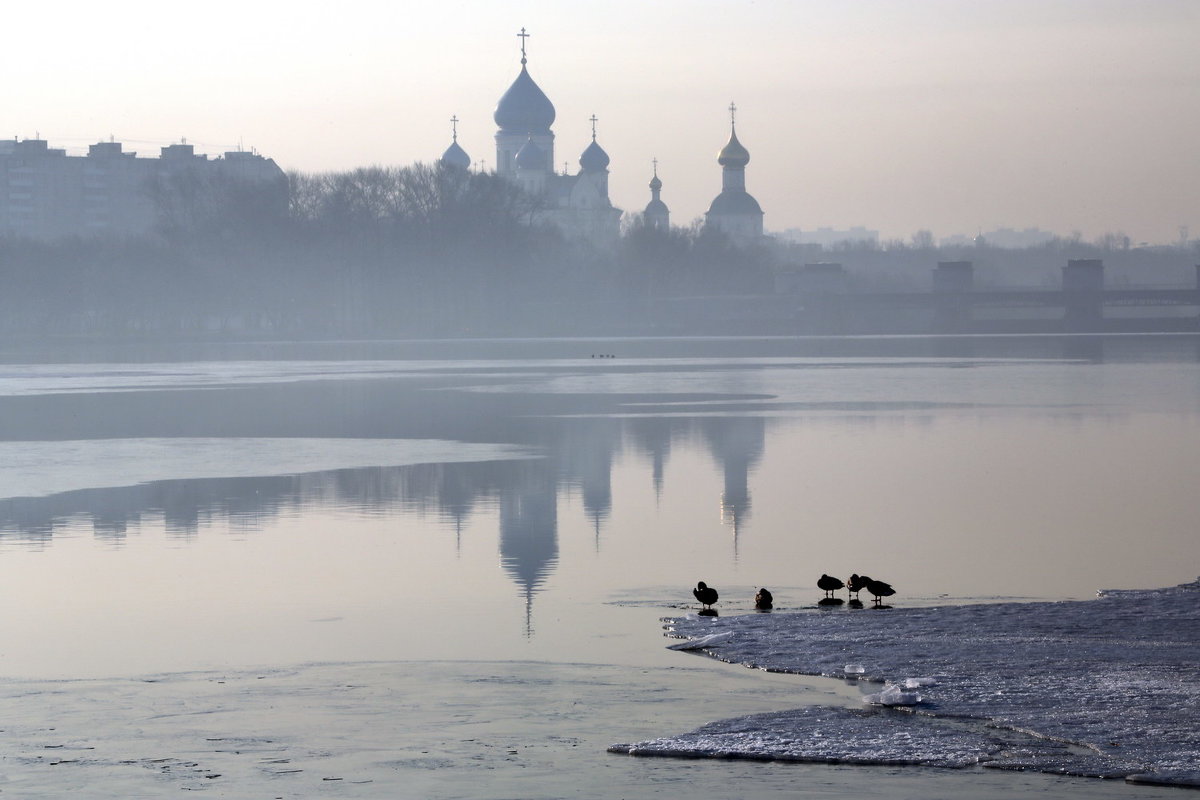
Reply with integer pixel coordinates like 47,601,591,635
0,334,1196,797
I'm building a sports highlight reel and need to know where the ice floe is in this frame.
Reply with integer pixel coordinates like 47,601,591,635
665,631,735,651
0,438,536,499
611,579,1200,787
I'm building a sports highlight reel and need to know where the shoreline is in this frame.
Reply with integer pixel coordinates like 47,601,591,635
616,580,1200,788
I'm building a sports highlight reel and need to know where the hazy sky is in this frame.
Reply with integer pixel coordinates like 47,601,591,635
5,0,1197,243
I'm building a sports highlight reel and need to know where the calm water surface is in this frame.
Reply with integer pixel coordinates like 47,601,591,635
0,334,1196,798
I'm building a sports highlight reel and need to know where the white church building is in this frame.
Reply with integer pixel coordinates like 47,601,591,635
441,29,765,247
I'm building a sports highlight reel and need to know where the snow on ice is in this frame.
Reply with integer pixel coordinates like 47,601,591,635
611,580,1200,787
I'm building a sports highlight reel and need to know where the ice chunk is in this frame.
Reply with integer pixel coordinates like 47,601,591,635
901,677,940,688
666,631,734,651
843,663,865,675
862,684,922,706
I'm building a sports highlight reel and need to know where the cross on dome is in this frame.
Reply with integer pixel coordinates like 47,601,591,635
729,101,737,127
517,27,530,64
589,114,598,141
450,115,459,142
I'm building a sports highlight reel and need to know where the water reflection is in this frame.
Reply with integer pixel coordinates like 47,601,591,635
500,462,558,635
2,334,1199,651
0,413,774,633
701,417,766,556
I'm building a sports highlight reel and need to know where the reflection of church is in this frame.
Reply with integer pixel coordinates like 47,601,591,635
700,417,766,554
440,29,765,245
499,462,559,637
1,415,770,637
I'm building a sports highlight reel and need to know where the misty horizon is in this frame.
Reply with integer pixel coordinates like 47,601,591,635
4,1,1196,244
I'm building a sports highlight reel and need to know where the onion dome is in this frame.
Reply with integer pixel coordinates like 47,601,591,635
579,139,609,172
441,140,471,170
494,65,556,133
717,126,750,168
649,173,662,191
645,197,669,215
515,137,544,170
707,190,763,215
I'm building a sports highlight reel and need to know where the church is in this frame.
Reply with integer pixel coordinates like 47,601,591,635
440,29,764,246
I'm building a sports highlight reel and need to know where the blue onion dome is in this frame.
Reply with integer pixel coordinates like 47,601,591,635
717,126,750,168
494,65,556,132
579,139,610,172
515,137,544,170
441,140,471,170
649,173,662,191
707,189,762,215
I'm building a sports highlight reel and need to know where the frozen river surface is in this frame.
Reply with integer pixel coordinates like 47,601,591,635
2,334,1199,797
616,580,1200,788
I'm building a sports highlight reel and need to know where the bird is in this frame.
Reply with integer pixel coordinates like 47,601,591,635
693,581,719,610
754,588,774,610
817,573,845,599
865,577,896,607
846,573,868,601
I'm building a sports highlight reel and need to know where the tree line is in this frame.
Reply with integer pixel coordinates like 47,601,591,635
1,162,1192,339
0,162,778,339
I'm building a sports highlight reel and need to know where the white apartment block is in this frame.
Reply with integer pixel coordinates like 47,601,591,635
0,139,287,240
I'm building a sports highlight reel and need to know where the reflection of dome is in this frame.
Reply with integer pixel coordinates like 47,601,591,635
579,139,610,172
515,137,545,170
499,468,559,637
494,65,556,133
717,127,750,168
440,140,470,170
707,189,763,215
701,417,766,552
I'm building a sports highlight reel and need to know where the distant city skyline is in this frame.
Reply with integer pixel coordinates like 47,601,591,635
5,0,1197,243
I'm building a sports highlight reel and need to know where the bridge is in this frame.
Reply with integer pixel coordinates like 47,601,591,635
777,260,1200,334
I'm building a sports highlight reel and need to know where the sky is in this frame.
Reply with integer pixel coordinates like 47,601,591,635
4,0,1198,244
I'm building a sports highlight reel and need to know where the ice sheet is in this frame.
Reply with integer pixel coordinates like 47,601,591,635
0,438,536,499
615,580,1200,787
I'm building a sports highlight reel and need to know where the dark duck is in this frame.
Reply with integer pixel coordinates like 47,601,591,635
693,581,719,610
846,573,869,608
817,574,845,599
865,577,896,607
754,588,774,610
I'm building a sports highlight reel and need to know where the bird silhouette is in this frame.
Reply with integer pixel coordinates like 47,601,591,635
817,574,845,599
754,588,774,610
865,577,896,607
693,581,719,610
846,573,868,600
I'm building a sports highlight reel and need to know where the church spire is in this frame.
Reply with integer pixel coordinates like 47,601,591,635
579,115,609,173
718,101,750,169
706,103,763,241
494,26,556,175
440,114,471,170
644,157,669,230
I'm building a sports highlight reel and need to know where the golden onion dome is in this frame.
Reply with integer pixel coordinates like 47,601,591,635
717,126,750,168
